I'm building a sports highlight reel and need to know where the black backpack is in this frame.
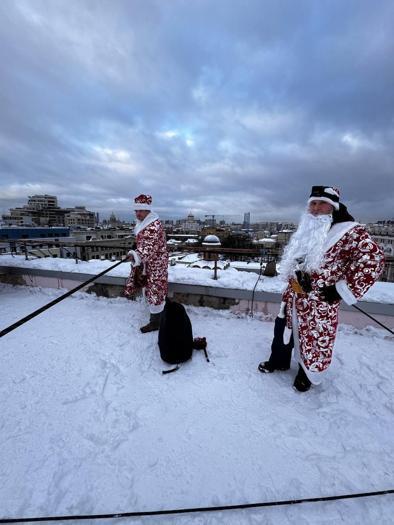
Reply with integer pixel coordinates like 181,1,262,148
159,298,193,364
158,298,208,373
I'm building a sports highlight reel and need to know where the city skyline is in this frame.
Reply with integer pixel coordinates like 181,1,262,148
1,1,394,221
2,193,393,226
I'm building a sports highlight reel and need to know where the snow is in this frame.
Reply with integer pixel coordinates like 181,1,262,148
172,254,263,272
229,260,263,270
167,239,182,245
170,253,202,264
1,255,394,304
253,238,276,243
0,284,393,524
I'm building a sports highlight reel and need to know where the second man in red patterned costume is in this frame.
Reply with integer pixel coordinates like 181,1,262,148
259,186,385,391
125,194,168,333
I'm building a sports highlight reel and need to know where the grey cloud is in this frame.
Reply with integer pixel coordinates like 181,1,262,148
0,0,393,222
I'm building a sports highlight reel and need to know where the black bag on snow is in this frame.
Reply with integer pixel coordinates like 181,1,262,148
158,298,193,365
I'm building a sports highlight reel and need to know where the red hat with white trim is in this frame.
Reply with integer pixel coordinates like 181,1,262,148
133,194,152,211
308,186,340,210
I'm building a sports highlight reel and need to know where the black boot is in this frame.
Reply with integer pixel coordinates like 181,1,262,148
293,365,312,392
140,313,161,333
258,360,277,373
258,316,293,374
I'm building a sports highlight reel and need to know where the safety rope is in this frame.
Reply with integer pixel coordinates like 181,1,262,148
0,489,392,523
0,259,126,338
352,304,394,335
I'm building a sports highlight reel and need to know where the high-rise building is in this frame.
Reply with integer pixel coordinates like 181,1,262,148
243,212,251,229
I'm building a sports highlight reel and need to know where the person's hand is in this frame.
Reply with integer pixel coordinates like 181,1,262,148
320,285,341,304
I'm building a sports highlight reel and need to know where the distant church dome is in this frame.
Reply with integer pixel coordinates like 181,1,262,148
202,234,221,246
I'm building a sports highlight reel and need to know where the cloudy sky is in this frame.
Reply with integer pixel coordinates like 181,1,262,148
1,0,393,221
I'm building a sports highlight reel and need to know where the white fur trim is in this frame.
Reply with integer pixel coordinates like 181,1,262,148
324,222,359,251
149,301,165,314
278,301,286,318
308,196,339,210
335,279,357,305
134,203,152,210
134,211,160,235
129,249,141,267
284,326,292,345
324,187,339,197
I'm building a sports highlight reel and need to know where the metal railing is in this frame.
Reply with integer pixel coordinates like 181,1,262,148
1,238,278,262
1,239,135,264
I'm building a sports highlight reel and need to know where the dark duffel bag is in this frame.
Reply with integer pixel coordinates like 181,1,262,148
158,298,193,365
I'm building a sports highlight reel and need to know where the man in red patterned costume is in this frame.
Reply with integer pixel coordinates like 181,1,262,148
258,186,385,391
124,194,168,333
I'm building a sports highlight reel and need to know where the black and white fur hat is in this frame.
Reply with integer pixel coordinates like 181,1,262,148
308,186,340,210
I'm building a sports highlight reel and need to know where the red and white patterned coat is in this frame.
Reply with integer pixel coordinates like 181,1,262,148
124,214,168,306
282,222,385,373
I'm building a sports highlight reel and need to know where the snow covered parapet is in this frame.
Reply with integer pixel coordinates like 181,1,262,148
1,255,394,304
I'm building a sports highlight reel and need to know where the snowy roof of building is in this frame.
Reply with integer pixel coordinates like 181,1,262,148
167,238,182,244
253,238,276,244
189,260,227,270
185,238,199,243
178,253,201,263
230,260,264,270
0,283,392,523
1,255,393,304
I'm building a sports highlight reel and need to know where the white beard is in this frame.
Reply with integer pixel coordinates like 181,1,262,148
279,211,333,280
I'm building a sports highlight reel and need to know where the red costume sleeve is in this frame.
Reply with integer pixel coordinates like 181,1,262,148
336,227,385,304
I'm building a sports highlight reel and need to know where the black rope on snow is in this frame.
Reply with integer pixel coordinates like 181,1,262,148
352,304,394,335
0,259,126,338
0,489,393,523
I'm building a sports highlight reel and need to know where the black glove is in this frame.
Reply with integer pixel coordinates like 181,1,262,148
320,285,341,304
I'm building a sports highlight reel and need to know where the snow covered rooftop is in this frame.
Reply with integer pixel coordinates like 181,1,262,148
1,255,394,304
1,284,393,523
171,252,202,264
167,239,182,245
253,238,276,244
185,238,199,244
